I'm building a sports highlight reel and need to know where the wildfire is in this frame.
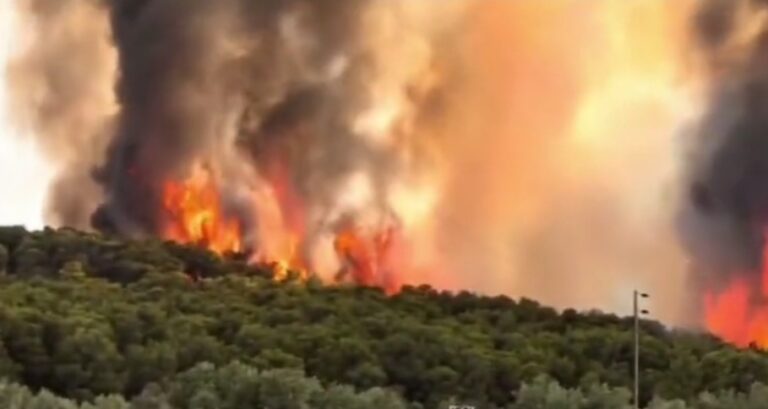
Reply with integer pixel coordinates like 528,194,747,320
161,166,242,255
161,163,405,290
151,0,698,302
705,235,768,348
334,224,401,294
272,235,310,282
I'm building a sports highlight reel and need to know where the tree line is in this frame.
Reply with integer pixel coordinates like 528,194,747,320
2,364,768,409
0,226,764,408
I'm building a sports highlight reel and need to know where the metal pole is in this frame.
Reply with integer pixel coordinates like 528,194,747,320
634,291,649,409
634,290,639,409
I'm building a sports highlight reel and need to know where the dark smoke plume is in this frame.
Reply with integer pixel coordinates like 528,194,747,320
96,0,381,238
10,0,461,272
8,0,701,320
682,0,768,291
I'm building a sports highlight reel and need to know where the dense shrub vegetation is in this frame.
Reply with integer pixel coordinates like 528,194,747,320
4,365,768,409
0,226,765,408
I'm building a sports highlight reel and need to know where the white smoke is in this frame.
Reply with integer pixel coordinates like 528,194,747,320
0,0,54,229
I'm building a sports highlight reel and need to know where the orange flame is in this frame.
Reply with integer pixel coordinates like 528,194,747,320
334,225,401,294
272,234,310,282
159,162,408,289
705,234,768,348
161,166,242,255
148,0,697,304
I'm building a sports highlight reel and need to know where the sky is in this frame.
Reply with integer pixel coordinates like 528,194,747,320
0,1,53,230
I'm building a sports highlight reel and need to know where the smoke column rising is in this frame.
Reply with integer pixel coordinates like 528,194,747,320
431,1,700,322
6,0,117,228
5,0,708,323
680,0,768,345
0,0,54,229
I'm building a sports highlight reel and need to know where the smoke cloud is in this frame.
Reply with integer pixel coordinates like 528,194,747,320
6,0,707,322
429,1,698,322
7,0,117,227
678,0,768,336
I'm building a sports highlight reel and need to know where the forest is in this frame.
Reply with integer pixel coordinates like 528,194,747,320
0,226,765,408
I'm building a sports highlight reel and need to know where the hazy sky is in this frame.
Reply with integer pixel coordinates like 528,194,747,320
0,1,53,229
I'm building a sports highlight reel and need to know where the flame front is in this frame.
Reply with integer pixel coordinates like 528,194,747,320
704,236,768,348
161,166,242,255
146,0,700,302
334,224,401,294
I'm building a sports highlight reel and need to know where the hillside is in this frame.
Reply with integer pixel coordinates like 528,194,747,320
0,226,765,408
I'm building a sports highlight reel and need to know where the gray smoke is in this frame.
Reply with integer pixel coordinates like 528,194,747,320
95,0,384,238
11,0,715,321
6,0,117,228
8,0,462,278
682,0,768,293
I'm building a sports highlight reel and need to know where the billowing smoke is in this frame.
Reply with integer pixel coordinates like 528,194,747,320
683,0,768,285
9,0,467,291
6,0,117,227
430,1,698,321
680,0,768,344
6,0,704,322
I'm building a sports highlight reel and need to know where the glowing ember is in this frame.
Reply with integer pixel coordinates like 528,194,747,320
705,234,768,348
161,166,242,255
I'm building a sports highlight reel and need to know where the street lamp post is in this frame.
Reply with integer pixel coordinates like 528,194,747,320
633,290,649,409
